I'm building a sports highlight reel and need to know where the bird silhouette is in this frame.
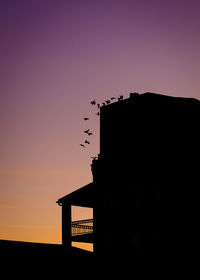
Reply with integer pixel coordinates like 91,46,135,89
90,100,96,105
84,129,90,134
83,117,89,120
85,140,90,144
80,144,85,148
88,132,93,136
118,95,123,101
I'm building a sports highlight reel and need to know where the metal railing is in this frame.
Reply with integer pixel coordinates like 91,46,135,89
71,219,93,236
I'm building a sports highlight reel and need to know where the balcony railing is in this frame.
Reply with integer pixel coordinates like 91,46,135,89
71,219,93,236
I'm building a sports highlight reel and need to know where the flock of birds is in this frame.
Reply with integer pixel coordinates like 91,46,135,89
79,95,124,149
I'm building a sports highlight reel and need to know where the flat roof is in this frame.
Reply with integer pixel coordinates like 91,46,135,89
100,92,199,112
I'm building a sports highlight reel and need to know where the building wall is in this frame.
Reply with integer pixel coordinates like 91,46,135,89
94,93,200,256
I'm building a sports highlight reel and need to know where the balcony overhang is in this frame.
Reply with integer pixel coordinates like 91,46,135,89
56,182,95,208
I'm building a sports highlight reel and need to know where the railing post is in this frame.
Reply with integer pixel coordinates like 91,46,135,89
62,201,71,248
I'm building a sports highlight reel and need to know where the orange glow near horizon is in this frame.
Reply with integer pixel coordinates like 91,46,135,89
72,242,93,252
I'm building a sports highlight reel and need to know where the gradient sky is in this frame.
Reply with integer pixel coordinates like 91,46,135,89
1,0,200,245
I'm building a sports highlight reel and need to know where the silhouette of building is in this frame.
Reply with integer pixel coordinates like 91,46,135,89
57,92,200,257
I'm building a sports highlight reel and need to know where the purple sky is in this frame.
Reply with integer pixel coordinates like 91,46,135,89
1,0,200,245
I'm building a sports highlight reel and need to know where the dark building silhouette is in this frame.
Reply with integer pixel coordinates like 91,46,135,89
57,92,200,257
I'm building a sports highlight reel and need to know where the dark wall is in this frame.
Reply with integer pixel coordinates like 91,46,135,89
94,93,200,257
99,93,200,183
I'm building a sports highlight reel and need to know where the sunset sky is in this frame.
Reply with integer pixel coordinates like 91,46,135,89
1,0,200,246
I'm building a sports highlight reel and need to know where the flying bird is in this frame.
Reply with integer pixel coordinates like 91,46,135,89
83,117,89,120
88,132,93,136
85,140,90,144
80,144,85,148
90,100,96,105
84,129,90,134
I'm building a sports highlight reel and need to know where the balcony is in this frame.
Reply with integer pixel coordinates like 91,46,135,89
71,219,94,243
